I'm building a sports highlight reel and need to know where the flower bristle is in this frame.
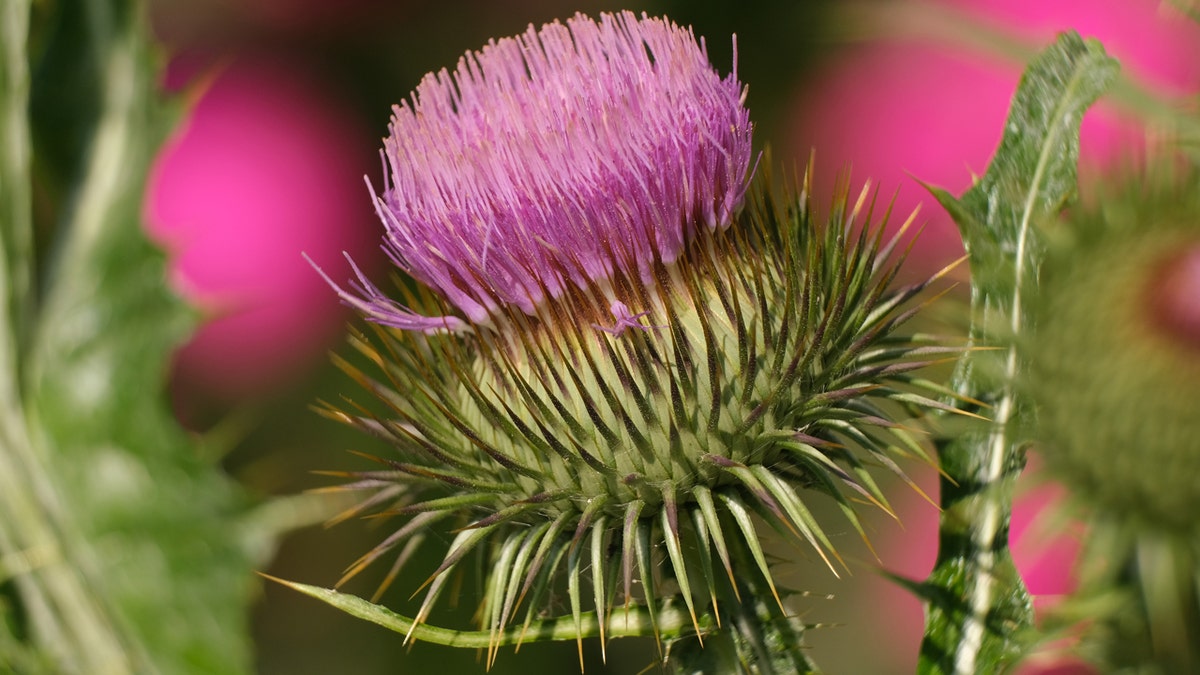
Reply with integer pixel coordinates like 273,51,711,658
352,11,752,329
320,165,953,661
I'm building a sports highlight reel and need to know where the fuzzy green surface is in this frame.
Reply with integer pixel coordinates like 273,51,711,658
1031,190,1200,533
1028,178,1200,673
1,1,261,673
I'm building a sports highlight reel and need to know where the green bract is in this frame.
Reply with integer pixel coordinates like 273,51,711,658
1033,193,1200,531
321,170,952,670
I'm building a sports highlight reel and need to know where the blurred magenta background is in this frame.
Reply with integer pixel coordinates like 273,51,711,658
788,0,1200,275
143,1,1199,672
145,55,379,405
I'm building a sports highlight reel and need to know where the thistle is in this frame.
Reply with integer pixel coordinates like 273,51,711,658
308,11,952,672
1027,169,1200,673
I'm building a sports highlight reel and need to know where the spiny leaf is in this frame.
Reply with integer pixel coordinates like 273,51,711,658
589,515,610,659
635,518,663,653
687,503,722,627
497,521,547,641
338,510,450,589
661,487,703,644
621,500,644,612
567,531,587,671
692,485,738,601
485,532,525,668
919,31,1118,675
516,510,571,612
410,529,479,643
717,492,783,612
516,534,572,647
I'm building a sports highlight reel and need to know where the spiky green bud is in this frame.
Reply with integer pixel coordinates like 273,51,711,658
1030,177,1200,533
1028,170,1200,673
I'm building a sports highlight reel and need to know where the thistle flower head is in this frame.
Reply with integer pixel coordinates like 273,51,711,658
1028,171,1200,672
1031,178,1200,533
347,11,751,330
316,12,951,670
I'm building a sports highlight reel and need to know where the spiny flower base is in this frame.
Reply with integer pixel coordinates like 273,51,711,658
317,172,952,672
666,566,819,675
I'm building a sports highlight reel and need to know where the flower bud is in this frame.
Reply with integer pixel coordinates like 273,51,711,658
1028,173,1200,671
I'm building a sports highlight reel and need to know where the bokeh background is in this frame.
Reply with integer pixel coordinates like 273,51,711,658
141,1,1200,672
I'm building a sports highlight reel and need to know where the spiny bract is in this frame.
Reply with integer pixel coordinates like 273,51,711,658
322,177,952,660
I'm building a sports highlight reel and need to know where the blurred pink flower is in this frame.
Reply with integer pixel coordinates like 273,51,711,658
1009,473,1081,606
145,56,377,403
1008,462,1093,675
1151,243,1200,350
787,0,1200,272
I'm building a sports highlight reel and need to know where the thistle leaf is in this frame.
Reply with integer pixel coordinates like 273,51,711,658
566,531,587,669
693,485,738,601
0,1,261,673
919,32,1118,675
717,493,782,612
588,514,610,657
660,488,703,644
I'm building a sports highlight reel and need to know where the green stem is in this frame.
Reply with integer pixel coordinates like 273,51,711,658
274,558,819,674
0,0,135,672
917,33,1117,675
268,574,695,647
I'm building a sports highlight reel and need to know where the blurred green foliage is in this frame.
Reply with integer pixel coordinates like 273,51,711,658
3,0,259,672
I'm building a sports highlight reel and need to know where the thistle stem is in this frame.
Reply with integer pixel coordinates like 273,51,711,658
918,32,1116,675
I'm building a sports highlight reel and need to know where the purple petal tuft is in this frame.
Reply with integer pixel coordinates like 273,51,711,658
347,11,753,327
592,301,659,336
308,253,470,335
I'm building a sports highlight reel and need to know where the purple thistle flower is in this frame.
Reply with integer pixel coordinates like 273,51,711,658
334,11,752,331
302,9,953,671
